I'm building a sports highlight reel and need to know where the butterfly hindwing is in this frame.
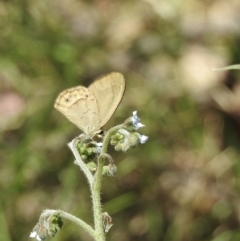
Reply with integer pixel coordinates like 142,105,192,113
88,72,125,127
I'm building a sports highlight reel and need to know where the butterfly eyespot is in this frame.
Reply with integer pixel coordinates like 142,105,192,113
85,94,89,98
65,98,69,102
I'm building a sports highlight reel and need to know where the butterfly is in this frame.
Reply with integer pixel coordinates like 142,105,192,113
54,72,125,135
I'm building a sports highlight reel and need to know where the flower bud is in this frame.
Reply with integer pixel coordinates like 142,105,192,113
105,163,117,177
87,162,97,173
30,212,63,241
102,212,113,233
76,136,102,161
111,129,148,152
47,213,63,237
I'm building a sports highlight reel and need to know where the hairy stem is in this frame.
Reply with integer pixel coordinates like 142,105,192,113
42,209,96,239
91,124,124,241
92,155,105,241
101,124,124,153
68,137,94,186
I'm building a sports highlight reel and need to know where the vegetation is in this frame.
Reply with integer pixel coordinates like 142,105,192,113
1,1,240,241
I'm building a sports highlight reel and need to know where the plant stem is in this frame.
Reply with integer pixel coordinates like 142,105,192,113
68,137,94,186
60,210,96,239
42,209,97,240
92,155,105,241
101,124,124,153
91,124,124,241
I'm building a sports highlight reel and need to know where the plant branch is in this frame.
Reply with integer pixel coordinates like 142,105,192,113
68,137,94,186
92,155,105,241
91,124,124,241
42,209,96,240
101,124,124,154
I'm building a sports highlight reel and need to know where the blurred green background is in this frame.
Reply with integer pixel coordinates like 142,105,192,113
1,0,240,241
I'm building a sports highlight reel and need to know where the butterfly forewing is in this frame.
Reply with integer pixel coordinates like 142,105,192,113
88,72,125,127
54,86,101,134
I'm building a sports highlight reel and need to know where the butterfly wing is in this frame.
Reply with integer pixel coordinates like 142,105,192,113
88,72,125,127
54,86,101,134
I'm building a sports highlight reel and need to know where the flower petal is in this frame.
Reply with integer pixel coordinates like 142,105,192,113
36,235,42,241
30,231,37,238
132,111,144,129
140,135,148,144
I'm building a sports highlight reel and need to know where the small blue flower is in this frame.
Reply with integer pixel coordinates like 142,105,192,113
132,111,145,129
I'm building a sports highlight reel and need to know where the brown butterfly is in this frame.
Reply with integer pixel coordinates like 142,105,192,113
54,72,125,135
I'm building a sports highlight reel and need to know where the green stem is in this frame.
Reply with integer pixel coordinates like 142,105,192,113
42,209,96,239
60,210,96,239
101,124,124,154
92,155,105,241
68,137,94,186
91,124,124,241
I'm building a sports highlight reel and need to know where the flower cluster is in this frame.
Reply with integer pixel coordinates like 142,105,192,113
30,212,63,241
102,154,117,177
110,111,148,152
76,134,102,161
